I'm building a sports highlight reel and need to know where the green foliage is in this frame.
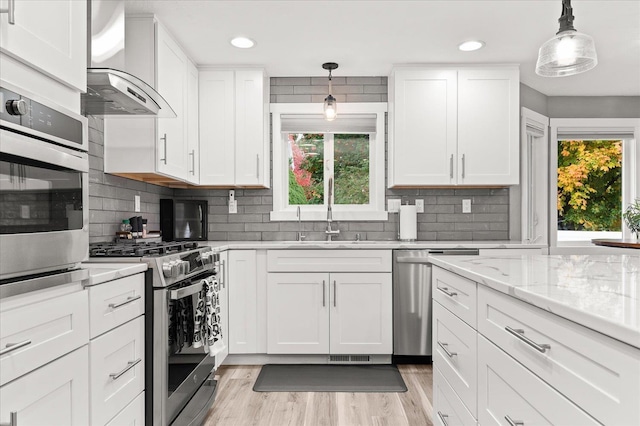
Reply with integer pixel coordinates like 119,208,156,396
288,169,307,205
557,140,622,231
623,199,640,235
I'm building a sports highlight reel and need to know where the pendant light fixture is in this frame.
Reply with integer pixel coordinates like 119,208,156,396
536,0,597,77
322,62,338,121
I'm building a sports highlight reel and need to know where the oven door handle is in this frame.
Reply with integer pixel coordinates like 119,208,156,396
170,281,206,300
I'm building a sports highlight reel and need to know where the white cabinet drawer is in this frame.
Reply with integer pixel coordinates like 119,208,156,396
0,346,89,426
433,301,477,417
433,366,477,426
267,250,392,272
478,285,640,426
0,289,89,385
90,317,145,426
89,273,145,338
105,391,145,426
432,267,477,328
478,335,599,426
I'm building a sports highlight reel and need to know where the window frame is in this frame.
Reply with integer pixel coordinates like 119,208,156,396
549,118,640,247
270,102,388,221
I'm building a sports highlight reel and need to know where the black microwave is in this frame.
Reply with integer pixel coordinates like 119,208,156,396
160,199,208,241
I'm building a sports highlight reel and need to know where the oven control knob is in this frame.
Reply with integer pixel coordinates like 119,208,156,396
181,260,191,275
162,261,173,278
6,99,27,116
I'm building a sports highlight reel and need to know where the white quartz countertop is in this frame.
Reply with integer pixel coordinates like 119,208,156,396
204,240,546,251
80,262,147,286
429,254,640,349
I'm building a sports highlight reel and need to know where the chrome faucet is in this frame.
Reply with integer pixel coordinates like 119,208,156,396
296,206,306,241
325,178,340,241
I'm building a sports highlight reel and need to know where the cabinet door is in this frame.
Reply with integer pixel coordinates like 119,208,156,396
0,0,86,91
0,346,89,426
228,250,258,353
390,69,457,186
185,59,200,184
267,273,329,354
457,68,519,185
235,69,267,186
216,251,229,368
330,273,392,354
198,70,235,185
156,23,187,180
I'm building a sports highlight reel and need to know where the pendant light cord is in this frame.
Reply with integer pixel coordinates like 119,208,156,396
328,69,333,95
557,0,576,33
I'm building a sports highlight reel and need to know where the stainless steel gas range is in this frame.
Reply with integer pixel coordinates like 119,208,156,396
89,242,222,426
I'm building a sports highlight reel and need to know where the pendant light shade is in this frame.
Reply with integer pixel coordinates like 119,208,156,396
322,62,338,121
536,0,597,77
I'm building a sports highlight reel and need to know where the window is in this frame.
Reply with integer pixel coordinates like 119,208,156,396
550,118,640,246
271,103,387,221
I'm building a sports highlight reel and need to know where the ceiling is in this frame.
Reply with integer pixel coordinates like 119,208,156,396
124,0,640,96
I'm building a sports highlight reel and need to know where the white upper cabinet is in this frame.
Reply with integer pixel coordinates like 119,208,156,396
104,16,197,185
0,0,86,92
389,66,519,187
199,68,270,187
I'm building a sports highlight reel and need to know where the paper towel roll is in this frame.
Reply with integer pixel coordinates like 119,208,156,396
399,205,417,241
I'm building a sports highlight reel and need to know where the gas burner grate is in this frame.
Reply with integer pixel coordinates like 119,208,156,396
89,241,199,257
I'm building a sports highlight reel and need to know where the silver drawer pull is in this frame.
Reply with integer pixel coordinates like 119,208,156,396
0,0,15,25
505,326,550,353
438,287,457,297
108,295,141,309
505,415,524,426
437,341,457,358
437,411,449,426
110,358,142,380
0,340,32,356
0,411,18,426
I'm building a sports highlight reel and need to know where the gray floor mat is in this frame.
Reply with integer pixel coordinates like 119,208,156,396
253,364,408,392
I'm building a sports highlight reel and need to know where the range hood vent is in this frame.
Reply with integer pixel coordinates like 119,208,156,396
84,69,175,117
82,0,175,117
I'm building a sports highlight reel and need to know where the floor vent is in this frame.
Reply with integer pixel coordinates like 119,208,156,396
329,355,372,363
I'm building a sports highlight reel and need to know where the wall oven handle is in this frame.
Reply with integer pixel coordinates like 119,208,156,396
0,0,15,25
109,358,142,380
108,295,141,309
0,411,18,426
505,326,551,353
170,281,205,300
0,340,32,356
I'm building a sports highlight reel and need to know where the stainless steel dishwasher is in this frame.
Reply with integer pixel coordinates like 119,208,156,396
392,249,479,362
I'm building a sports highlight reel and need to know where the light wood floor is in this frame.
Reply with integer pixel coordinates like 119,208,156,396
203,364,434,426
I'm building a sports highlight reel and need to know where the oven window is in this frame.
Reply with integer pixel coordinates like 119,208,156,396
0,154,83,234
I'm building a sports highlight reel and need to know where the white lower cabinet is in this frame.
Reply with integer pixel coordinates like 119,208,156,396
228,250,259,353
433,366,476,426
477,335,599,426
266,271,392,355
0,346,89,426
105,391,145,426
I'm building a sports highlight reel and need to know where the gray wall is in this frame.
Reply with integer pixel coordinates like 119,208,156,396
87,116,172,243
174,77,510,241
520,83,549,116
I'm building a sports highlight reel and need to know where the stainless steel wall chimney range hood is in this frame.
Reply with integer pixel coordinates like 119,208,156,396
82,0,175,117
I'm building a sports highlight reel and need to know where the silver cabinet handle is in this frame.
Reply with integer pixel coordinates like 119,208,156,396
437,287,457,297
110,358,142,380
256,154,260,179
333,280,337,307
189,150,195,175
437,411,449,426
0,340,32,356
108,295,141,309
505,326,550,353
220,259,225,288
0,0,15,25
505,415,524,426
0,411,17,426
461,153,466,178
160,133,167,164
437,341,457,358
322,280,326,307
449,154,453,179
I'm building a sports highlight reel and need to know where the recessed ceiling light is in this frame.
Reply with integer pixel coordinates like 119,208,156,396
458,40,485,52
230,37,256,49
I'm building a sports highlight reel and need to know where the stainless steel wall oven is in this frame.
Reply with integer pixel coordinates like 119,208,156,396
0,82,89,280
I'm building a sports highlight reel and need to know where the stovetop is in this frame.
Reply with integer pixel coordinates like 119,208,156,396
89,241,200,258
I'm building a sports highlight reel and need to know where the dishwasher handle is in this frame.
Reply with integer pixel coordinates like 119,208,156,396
396,249,479,264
